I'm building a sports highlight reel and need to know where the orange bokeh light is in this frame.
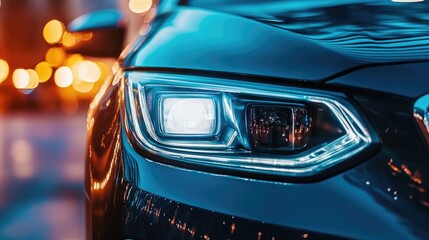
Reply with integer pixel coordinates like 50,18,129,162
72,79,94,93
73,60,102,83
35,61,52,83
62,31,77,47
0,59,9,83
65,54,84,68
43,19,65,44
26,69,40,89
27,69,39,89
45,47,66,67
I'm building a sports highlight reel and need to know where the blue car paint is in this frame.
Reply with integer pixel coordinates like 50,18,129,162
328,62,429,99
83,1,429,239
121,127,428,239
122,8,362,81
69,9,124,32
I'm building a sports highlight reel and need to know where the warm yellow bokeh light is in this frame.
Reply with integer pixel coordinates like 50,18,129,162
54,66,73,88
26,69,40,89
65,54,84,67
45,47,66,67
35,62,52,83
129,0,152,14
72,79,94,93
12,69,30,89
43,19,65,44
62,31,77,47
73,60,102,83
79,32,93,41
96,61,110,82
0,59,9,82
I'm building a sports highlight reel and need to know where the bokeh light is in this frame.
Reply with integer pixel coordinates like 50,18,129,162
43,19,65,44
2,16,111,96
73,60,102,83
55,66,73,88
62,31,77,47
96,61,109,82
65,54,84,68
45,47,66,67
35,61,53,83
72,79,94,93
79,32,93,41
0,59,9,83
12,69,30,89
26,69,40,89
129,0,152,14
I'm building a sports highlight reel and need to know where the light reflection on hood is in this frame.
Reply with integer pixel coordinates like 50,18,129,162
197,0,429,62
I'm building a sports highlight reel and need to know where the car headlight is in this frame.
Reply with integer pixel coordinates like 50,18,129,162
123,72,373,179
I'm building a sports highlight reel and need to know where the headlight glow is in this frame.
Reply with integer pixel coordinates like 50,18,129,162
124,72,373,178
161,97,217,136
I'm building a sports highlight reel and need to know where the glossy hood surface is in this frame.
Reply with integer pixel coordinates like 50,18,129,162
124,0,429,82
190,0,429,63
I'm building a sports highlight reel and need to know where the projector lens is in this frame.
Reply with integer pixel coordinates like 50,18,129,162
248,105,311,151
161,97,217,136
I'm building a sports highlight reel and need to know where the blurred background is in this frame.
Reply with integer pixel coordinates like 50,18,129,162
0,0,152,239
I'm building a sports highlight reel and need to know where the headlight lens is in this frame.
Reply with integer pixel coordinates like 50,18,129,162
248,104,311,151
161,96,217,136
124,72,373,178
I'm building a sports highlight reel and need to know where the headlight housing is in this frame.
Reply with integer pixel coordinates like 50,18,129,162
124,72,373,179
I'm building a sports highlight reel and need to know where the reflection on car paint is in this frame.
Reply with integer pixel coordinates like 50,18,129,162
83,0,429,239
121,181,339,240
207,1,429,62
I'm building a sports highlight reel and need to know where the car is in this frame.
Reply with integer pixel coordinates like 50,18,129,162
68,0,429,239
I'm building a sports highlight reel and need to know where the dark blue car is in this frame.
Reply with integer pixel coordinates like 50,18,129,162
70,0,429,239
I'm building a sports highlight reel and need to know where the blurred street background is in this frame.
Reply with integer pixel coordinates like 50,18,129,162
0,113,86,239
0,0,125,239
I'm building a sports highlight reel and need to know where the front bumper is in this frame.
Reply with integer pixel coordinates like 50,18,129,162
120,126,429,239
120,176,338,239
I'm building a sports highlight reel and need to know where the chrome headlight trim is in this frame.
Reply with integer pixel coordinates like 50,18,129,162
123,72,373,178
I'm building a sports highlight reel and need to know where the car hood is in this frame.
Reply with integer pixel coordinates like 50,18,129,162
124,1,429,82
197,0,429,63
